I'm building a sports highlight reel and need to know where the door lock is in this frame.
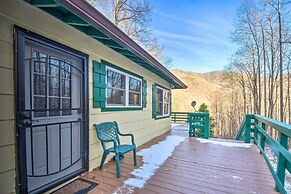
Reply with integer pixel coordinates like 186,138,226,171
19,111,32,127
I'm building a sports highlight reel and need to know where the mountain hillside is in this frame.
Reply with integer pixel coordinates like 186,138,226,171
171,69,227,112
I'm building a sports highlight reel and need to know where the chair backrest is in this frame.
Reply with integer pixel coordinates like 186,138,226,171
94,121,121,149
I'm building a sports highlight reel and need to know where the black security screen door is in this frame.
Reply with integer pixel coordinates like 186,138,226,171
15,27,89,194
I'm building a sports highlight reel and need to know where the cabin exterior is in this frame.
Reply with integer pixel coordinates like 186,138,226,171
0,0,186,193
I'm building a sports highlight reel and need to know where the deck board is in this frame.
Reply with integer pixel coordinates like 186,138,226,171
54,125,278,194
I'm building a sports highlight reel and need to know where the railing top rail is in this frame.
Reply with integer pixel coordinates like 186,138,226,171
171,112,191,114
251,114,291,137
188,112,209,116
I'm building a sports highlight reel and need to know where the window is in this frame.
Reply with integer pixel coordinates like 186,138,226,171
153,85,171,118
32,50,72,117
106,67,142,107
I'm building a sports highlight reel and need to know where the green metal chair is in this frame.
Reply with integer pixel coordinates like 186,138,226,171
94,121,137,178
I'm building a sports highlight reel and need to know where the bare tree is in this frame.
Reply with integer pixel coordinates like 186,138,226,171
217,0,291,139
87,0,173,68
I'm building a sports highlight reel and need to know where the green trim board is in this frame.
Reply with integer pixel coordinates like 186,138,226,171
152,84,157,118
142,80,147,108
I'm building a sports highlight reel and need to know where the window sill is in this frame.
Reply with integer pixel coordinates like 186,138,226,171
101,107,143,112
155,115,171,120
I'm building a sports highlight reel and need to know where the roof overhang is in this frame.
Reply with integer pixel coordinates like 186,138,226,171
23,0,187,89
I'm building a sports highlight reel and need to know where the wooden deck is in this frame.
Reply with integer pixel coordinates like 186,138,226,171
54,124,278,194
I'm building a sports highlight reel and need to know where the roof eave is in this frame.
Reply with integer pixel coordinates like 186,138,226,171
24,0,187,89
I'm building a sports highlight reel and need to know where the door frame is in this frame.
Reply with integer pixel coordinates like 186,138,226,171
14,26,89,193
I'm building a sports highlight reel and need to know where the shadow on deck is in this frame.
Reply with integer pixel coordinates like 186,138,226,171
54,124,278,194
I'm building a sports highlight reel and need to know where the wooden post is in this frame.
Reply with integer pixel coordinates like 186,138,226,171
275,132,288,191
188,113,192,137
245,114,252,143
260,122,266,153
254,118,258,144
204,113,210,139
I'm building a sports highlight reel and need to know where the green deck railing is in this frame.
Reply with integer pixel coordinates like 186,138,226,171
236,114,291,194
171,112,190,123
172,112,209,139
188,112,209,139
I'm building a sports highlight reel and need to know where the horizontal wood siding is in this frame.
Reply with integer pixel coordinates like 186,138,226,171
0,3,16,193
0,0,172,192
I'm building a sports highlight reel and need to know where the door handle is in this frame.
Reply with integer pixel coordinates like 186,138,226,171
23,119,32,126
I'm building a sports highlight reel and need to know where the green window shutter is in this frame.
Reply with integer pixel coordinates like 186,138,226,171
152,84,157,118
142,79,147,108
93,60,106,108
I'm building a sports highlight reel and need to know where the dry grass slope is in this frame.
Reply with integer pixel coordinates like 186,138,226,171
171,69,227,112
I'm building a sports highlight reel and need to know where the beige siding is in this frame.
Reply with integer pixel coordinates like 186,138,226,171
0,170,16,194
0,0,173,192
0,120,15,147
0,145,15,173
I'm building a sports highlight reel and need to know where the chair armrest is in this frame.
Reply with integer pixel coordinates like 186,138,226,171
118,132,135,145
101,139,118,150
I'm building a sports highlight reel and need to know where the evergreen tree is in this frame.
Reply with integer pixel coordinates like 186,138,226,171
198,103,215,137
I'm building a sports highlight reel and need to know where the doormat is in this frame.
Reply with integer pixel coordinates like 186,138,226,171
53,178,98,194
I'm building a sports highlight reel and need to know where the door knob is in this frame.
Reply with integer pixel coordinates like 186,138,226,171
23,119,32,126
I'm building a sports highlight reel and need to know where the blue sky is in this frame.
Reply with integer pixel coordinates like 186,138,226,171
148,0,241,73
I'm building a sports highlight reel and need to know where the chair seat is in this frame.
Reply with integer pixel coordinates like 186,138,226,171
107,144,136,154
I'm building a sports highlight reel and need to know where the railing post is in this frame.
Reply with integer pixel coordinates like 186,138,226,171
245,114,252,143
204,113,210,139
254,118,258,144
260,122,266,154
188,113,192,137
275,132,288,191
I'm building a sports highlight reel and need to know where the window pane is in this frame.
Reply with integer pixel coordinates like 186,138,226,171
32,51,46,74
49,77,59,96
62,98,71,116
49,98,60,116
164,104,169,115
129,77,141,92
107,70,125,89
62,62,71,79
157,88,163,102
62,79,71,97
34,97,46,117
164,91,169,103
107,88,125,106
33,74,46,95
156,102,163,116
129,92,141,106
49,57,59,77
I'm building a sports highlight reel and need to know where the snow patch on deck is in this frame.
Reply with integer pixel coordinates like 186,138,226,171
171,123,188,131
114,135,185,193
197,138,252,148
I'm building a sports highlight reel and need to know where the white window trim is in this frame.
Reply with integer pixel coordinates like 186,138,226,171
105,66,142,108
156,86,170,117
